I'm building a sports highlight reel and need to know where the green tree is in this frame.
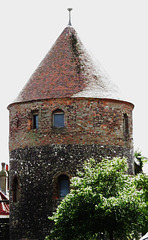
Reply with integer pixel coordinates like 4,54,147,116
134,150,148,174
46,158,148,240
136,173,148,235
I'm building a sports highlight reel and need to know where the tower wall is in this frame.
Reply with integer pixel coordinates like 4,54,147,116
9,98,133,150
8,97,134,240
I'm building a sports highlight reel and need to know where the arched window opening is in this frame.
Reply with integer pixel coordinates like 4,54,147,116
123,113,129,136
53,109,64,128
58,175,70,198
12,177,20,203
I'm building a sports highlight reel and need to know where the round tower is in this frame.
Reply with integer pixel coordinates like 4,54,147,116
8,19,134,240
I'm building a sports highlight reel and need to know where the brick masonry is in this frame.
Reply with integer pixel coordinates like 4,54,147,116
8,97,134,240
9,98,133,150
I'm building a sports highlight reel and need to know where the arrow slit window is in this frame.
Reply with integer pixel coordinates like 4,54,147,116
123,113,129,136
58,175,70,198
33,113,39,129
12,177,20,203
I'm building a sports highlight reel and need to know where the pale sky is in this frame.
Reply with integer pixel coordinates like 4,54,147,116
0,0,148,172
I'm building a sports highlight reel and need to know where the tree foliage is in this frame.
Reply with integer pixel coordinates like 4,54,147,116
134,150,148,174
46,158,148,240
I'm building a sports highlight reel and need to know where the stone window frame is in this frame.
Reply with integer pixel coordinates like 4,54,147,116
52,172,70,200
52,109,65,128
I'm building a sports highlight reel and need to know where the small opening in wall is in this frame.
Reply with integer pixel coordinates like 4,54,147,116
58,174,70,199
123,113,129,136
12,177,20,203
33,113,39,129
16,119,20,129
53,109,65,128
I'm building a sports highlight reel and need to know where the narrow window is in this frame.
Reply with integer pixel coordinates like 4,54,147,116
33,114,39,129
123,113,129,136
58,175,70,198
53,110,64,128
12,177,20,203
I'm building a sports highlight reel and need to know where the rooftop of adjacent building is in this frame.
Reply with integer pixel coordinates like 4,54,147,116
0,189,9,218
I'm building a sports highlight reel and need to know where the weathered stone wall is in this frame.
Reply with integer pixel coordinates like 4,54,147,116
0,218,9,240
10,144,133,240
8,97,134,240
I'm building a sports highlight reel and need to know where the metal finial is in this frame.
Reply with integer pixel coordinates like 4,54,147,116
67,8,73,26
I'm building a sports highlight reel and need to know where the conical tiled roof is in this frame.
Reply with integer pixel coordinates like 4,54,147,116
14,26,120,103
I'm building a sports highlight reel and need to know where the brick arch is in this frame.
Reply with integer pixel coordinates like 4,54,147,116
52,108,65,113
52,171,71,200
